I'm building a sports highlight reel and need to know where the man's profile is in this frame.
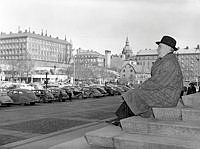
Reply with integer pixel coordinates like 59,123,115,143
112,36,183,126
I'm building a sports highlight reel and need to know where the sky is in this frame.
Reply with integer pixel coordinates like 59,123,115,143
0,0,200,55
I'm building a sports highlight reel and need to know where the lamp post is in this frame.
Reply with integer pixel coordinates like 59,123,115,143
71,49,76,86
197,57,200,87
73,57,75,86
45,72,48,89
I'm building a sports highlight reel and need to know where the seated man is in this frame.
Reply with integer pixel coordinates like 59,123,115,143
112,36,183,126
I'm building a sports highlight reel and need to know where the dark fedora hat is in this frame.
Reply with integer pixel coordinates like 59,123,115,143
156,36,178,51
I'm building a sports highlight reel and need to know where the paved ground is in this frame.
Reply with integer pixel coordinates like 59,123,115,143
0,96,121,148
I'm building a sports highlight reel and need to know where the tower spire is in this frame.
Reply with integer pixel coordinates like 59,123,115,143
125,36,129,46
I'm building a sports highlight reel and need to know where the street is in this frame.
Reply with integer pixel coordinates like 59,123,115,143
0,96,121,148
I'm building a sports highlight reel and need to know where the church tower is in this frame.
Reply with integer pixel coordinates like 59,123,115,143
122,37,133,59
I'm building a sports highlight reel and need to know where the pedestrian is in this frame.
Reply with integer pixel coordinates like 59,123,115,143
179,86,187,106
110,36,183,127
68,89,72,102
187,83,196,95
58,90,63,102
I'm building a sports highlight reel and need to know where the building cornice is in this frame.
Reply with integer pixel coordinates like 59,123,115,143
0,32,71,45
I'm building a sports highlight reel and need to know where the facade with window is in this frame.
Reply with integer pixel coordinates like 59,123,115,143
120,63,151,84
135,46,200,82
175,47,200,82
74,48,105,67
0,31,73,70
135,49,158,71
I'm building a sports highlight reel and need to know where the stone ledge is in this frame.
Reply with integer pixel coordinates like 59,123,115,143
121,116,200,138
85,125,122,148
182,94,200,107
153,107,182,121
153,107,200,122
114,133,200,149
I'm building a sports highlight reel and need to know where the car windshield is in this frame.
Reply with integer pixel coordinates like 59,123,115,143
0,92,7,96
25,90,33,94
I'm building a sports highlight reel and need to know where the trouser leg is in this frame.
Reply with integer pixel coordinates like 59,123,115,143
115,101,135,119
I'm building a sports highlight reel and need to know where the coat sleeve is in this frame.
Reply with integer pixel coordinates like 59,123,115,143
140,60,176,90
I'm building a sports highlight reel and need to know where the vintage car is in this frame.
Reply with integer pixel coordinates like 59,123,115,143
81,87,103,98
89,86,108,97
32,89,55,103
118,85,130,92
0,91,14,106
7,89,39,105
62,86,83,99
48,88,69,102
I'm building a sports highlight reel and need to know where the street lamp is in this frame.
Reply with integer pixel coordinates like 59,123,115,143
45,72,48,89
196,57,200,86
71,49,77,86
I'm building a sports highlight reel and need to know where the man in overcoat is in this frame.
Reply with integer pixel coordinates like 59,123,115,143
113,36,183,125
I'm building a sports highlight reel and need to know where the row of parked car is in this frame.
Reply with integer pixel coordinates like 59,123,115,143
0,83,131,107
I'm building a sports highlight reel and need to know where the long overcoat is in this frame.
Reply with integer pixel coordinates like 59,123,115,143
122,52,183,115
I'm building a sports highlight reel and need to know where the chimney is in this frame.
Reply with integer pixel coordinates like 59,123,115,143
197,44,200,49
45,30,47,36
41,29,43,36
18,26,20,33
185,46,189,49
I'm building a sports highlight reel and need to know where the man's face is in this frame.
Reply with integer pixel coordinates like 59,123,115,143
156,43,164,57
156,43,172,58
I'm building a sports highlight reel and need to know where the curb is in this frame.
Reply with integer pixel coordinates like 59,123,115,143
1,116,116,149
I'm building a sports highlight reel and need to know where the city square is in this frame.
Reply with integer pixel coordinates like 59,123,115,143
0,0,200,149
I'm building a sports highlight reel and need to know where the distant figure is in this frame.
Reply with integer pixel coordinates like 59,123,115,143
67,89,72,102
109,36,183,127
179,86,187,106
58,90,63,102
180,86,187,98
187,83,196,95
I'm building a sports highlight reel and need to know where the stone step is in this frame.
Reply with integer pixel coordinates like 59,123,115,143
85,125,200,149
121,116,200,138
85,125,122,149
182,108,200,121
153,107,200,122
182,93,200,107
153,107,182,121
114,133,200,149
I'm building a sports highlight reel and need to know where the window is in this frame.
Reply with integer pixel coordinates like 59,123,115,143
123,69,125,72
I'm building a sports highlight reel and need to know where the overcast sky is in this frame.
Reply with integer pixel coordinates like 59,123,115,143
0,0,199,54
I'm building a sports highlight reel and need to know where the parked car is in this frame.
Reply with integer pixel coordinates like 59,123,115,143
0,91,14,106
118,85,130,92
81,87,103,98
32,89,55,103
7,89,39,105
109,86,123,95
48,88,69,102
91,86,108,96
102,86,116,96
62,86,83,99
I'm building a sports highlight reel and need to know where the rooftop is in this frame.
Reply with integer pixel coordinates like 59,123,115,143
0,31,70,45
137,47,200,56
122,63,151,74
75,50,104,57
